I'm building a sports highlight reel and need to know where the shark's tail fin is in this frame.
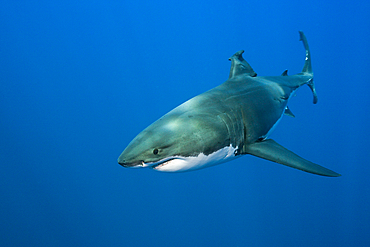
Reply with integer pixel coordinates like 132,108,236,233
299,31,312,74
299,31,318,104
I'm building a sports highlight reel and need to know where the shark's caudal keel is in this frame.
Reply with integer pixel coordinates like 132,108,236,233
118,31,340,177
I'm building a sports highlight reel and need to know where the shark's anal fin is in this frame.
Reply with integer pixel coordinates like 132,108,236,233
246,139,341,177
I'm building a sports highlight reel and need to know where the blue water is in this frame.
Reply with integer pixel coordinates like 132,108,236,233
1,1,369,246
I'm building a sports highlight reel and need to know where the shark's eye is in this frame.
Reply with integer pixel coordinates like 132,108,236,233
153,148,159,155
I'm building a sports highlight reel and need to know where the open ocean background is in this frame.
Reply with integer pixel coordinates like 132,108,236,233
1,1,369,246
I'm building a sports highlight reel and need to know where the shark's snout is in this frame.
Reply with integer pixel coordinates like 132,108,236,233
118,158,127,167
117,156,131,167
118,160,139,168
118,155,145,168
118,160,126,166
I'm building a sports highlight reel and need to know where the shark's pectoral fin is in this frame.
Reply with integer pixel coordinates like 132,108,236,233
245,139,341,177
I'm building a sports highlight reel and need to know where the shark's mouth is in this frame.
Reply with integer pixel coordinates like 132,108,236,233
150,158,180,170
141,145,239,172
141,157,182,170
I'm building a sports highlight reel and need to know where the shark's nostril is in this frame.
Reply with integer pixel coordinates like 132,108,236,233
118,159,127,166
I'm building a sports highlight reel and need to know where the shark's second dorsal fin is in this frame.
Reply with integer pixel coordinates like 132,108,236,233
228,50,257,78
281,70,288,76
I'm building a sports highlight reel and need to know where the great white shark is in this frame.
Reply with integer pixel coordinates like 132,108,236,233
118,31,340,177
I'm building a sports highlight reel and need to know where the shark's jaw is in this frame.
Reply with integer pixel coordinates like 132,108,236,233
138,145,239,172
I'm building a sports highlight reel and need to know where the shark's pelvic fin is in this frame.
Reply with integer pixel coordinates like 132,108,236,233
284,106,295,118
245,139,341,177
228,50,257,78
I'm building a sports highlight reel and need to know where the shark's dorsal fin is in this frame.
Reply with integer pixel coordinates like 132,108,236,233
228,50,257,78
284,106,295,118
281,70,288,76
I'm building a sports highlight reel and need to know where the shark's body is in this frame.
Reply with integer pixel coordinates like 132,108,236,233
118,32,340,177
